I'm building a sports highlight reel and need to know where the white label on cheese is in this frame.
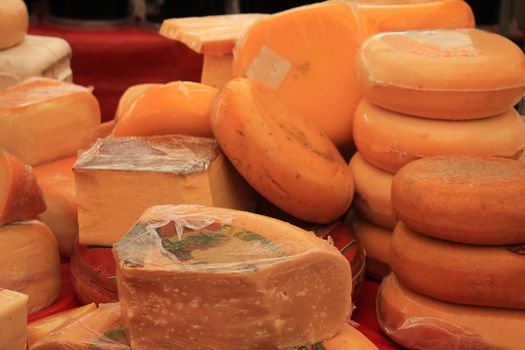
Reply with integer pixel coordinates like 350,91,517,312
246,46,292,89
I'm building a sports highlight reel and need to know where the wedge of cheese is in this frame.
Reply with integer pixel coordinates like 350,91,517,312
114,205,352,350
114,83,160,120
0,149,46,225
74,135,256,246
0,288,28,350
0,221,60,314
353,100,525,173
0,78,101,166
0,0,28,50
378,274,525,350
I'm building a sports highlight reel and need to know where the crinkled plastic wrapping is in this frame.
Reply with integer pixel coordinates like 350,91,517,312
74,135,219,175
114,204,353,350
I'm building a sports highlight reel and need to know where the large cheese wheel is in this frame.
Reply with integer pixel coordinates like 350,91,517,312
114,204,352,350
353,99,525,173
357,29,525,119
378,274,525,350
0,0,28,50
211,78,354,223
391,222,525,310
349,152,395,229
392,156,525,245
114,83,161,120
233,2,369,148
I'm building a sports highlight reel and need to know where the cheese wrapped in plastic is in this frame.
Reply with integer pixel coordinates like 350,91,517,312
114,205,352,350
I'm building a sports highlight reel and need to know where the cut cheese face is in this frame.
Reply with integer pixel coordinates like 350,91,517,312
74,135,256,246
111,81,217,137
0,0,28,50
391,222,525,310
0,289,28,350
378,274,525,350
34,156,78,257
114,205,352,350
0,78,101,166
233,2,369,148
357,29,525,119
114,83,161,121
392,156,525,245
0,220,60,314
212,78,354,223
353,99,525,173
201,53,233,88
349,152,395,229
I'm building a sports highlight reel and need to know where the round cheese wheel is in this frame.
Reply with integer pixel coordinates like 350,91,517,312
391,222,525,310
0,0,28,50
392,156,525,245
378,274,525,350
233,1,369,148
114,83,161,120
211,78,354,223
357,29,525,119
353,99,525,173
349,152,395,229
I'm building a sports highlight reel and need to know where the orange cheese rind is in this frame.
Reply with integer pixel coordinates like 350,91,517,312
114,83,161,121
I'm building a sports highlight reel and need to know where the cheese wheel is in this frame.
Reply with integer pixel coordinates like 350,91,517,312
0,149,46,225
392,156,525,245
233,2,369,148
353,99,525,173
111,81,217,137
114,204,352,350
114,83,161,120
357,29,525,119
0,0,28,50
0,221,60,314
211,78,354,223
378,274,525,350
349,152,395,229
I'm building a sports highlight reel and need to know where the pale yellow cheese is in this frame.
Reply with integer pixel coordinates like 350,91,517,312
0,289,28,350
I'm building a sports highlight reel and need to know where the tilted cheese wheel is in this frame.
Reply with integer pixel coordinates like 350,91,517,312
353,99,525,173
211,78,354,223
233,2,369,148
349,152,395,229
114,83,161,120
392,156,525,245
111,81,217,137
378,274,525,350
0,0,28,50
114,205,352,350
357,29,525,119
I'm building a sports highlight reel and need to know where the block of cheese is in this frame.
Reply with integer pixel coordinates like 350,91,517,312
349,152,395,229
114,205,352,350
356,0,474,34
353,99,525,173
212,78,354,223
0,0,28,50
378,274,525,350
74,135,256,246
201,53,234,88
0,35,73,90
0,221,60,314
34,156,77,257
357,29,525,119
114,83,160,120
392,156,525,245
233,2,370,148
0,149,46,225
111,81,217,137
0,78,101,165
27,303,96,347
0,288,28,350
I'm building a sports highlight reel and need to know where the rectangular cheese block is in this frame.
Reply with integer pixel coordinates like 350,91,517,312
201,53,233,88
0,77,101,165
0,288,28,350
74,135,256,246
0,35,72,90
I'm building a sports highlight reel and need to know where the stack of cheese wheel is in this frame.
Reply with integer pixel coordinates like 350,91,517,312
377,156,525,350
349,28,525,282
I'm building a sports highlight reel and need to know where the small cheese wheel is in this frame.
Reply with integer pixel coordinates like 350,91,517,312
233,2,369,148
111,81,217,137
357,29,525,119
378,274,525,350
392,156,525,245
349,152,395,229
114,83,161,120
353,99,525,173
0,0,28,50
211,78,354,223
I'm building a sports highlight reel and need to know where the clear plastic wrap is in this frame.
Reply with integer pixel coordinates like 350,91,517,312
114,204,352,350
